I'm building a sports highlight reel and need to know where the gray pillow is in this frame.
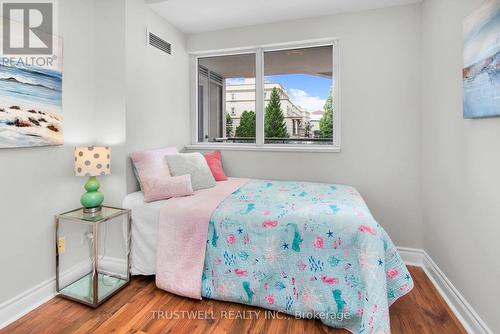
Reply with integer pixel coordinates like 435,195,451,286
165,153,216,190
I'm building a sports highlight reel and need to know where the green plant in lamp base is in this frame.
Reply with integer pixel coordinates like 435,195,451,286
81,176,104,210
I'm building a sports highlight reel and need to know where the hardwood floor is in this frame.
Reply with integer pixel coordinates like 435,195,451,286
1,266,466,334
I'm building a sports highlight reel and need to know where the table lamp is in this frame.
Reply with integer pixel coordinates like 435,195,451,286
74,146,111,214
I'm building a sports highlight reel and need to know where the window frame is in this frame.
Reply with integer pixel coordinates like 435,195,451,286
187,38,341,153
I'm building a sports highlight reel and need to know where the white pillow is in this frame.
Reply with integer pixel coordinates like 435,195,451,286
166,153,216,191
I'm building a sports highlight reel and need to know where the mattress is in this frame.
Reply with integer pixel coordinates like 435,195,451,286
122,191,163,275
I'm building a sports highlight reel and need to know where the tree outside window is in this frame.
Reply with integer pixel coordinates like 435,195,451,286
235,110,256,137
319,88,334,139
265,87,288,139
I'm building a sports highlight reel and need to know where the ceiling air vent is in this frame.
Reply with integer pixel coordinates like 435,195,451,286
148,30,171,55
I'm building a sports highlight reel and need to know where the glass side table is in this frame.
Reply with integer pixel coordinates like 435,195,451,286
55,206,131,307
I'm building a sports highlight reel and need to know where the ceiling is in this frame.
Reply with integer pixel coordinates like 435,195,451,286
147,0,421,34
199,46,333,79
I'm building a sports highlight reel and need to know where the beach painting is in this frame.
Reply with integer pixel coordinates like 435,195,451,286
0,23,63,147
463,0,500,118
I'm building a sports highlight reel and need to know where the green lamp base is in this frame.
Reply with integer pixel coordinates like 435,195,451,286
81,176,104,212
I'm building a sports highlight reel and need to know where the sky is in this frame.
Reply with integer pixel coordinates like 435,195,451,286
266,74,333,113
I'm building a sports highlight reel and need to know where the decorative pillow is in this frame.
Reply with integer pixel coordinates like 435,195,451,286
166,153,216,190
142,174,194,203
132,165,142,190
204,150,228,181
130,147,178,190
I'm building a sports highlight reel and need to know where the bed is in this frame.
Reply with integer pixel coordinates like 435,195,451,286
122,191,163,275
123,177,412,333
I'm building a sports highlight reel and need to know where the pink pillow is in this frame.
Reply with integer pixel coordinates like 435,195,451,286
130,147,178,189
204,150,228,181
141,174,194,202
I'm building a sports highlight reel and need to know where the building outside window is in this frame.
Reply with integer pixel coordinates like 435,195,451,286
225,78,312,138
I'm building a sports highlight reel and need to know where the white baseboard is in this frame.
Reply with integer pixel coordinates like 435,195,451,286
0,277,56,330
396,246,425,266
0,250,492,333
397,247,493,334
0,257,127,330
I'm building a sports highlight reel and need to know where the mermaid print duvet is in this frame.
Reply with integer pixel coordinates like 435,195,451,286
200,180,413,333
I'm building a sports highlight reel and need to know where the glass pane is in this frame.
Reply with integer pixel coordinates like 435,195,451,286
96,215,128,302
58,220,93,297
198,53,256,143
264,45,334,145
60,272,126,304
59,206,125,222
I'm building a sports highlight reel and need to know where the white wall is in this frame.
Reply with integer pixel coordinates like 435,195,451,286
125,0,190,192
422,0,500,332
0,0,190,316
187,4,424,248
0,0,126,304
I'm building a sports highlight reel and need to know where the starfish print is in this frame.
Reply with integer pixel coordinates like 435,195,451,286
378,259,383,266
327,230,334,238
237,228,243,234
282,242,289,250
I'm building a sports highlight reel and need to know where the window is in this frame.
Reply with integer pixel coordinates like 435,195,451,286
264,45,334,145
192,40,339,150
197,53,256,143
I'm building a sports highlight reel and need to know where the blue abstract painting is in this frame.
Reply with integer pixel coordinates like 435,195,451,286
463,0,500,119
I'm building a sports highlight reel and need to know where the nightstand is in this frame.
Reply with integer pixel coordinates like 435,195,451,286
55,206,131,307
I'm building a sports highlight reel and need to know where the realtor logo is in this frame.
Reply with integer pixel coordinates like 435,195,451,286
2,2,53,54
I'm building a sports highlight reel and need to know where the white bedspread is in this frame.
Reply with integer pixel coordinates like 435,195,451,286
122,191,163,275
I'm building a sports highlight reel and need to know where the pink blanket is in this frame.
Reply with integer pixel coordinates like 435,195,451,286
155,177,249,299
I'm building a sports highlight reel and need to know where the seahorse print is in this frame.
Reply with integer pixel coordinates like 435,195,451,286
243,281,254,302
209,220,218,247
287,223,303,252
243,203,255,215
332,289,346,313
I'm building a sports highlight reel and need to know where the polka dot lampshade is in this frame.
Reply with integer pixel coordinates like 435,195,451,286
74,146,111,177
